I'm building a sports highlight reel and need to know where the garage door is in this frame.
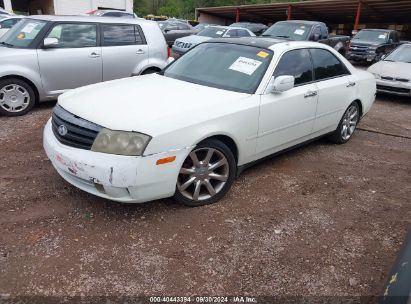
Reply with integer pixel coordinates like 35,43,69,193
55,0,92,15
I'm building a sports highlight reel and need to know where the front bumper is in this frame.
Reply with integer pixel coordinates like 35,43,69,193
43,119,190,203
347,52,376,62
376,79,411,97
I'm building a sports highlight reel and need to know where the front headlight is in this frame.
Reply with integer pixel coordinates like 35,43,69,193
372,73,381,80
91,129,151,156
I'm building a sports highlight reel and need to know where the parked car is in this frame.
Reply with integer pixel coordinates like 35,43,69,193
368,43,411,96
229,22,268,36
0,15,24,39
171,25,255,57
43,38,376,207
193,23,214,32
87,9,137,19
262,20,350,56
158,20,196,47
347,29,401,62
0,15,167,116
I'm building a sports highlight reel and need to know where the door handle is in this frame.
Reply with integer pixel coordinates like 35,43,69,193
347,81,356,87
136,49,145,54
304,91,318,98
89,52,100,58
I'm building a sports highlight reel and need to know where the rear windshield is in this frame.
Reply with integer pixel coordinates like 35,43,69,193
353,30,389,42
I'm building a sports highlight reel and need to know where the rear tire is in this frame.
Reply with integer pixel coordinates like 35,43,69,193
174,139,237,207
329,102,360,144
0,78,36,117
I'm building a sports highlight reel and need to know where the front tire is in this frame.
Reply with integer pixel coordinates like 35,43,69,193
0,78,35,117
329,102,360,144
174,139,237,207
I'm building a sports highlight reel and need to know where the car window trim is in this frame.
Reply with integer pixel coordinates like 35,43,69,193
40,21,100,49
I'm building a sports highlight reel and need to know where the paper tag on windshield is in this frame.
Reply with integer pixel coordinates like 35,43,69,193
216,31,224,35
229,57,262,75
21,23,37,34
378,34,387,39
294,29,305,35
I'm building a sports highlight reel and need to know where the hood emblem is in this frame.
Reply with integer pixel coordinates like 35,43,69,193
58,125,68,136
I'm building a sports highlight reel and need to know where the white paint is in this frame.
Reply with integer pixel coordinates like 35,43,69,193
45,41,376,204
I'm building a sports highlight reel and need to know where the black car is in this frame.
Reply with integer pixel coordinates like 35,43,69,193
158,20,197,47
229,22,268,36
347,29,401,63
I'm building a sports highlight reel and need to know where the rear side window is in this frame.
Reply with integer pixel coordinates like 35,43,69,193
46,23,97,48
237,29,251,37
274,49,313,86
102,24,135,46
1,18,20,28
310,48,350,80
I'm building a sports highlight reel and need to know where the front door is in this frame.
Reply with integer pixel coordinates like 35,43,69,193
257,49,318,158
37,22,102,96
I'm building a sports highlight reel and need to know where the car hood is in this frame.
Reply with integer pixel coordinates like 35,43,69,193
351,39,383,47
175,35,211,45
368,61,411,79
58,74,250,137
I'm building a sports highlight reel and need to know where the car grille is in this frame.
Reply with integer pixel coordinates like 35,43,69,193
175,41,192,49
381,76,409,82
51,105,102,150
349,45,368,54
377,85,410,94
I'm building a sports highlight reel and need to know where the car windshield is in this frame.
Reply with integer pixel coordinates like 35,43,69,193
163,42,273,94
0,18,46,48
262,22,312,40
197,27,227,38
353,30,388,42
385,45,411,63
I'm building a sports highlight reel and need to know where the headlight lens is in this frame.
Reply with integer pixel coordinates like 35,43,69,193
91,129,151,156
372,73,381,79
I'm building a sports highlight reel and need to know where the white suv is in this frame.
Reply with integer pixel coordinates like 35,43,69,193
0,15,168,116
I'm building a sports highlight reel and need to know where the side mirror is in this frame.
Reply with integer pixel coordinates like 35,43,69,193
166,57,175,65
43,37,58,48
267,75,295,94
313,33,320,42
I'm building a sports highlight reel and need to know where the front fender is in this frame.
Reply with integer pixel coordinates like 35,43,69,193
0,65,44,99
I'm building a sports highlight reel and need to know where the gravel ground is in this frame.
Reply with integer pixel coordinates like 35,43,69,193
0,92,410,299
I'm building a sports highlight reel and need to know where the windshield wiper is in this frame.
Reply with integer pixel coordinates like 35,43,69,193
0,41,14,47
261,34,273,37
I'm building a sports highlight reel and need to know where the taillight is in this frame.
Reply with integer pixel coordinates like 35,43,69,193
167,47,171,58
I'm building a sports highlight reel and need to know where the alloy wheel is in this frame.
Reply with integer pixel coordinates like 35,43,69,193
341,104,359,141
177,147,230,202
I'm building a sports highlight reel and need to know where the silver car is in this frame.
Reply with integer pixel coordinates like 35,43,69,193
0,15,168,116
0,15,25,39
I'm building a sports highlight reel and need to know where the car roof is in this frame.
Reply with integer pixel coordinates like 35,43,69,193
1,15,25,19
279,20,324,25
359,28,393,32
24,14,149,24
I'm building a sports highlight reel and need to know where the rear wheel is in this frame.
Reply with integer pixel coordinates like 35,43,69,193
0,78,35,117
329,102,360,144
174,139,236,207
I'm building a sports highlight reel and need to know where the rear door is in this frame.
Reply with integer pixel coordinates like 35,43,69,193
101,23,148,80
309,48,356,134
37,22,102,95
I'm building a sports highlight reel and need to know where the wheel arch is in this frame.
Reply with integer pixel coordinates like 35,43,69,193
197,134,239,164
140,66,162,75
353,99,364,118
0,75,40,104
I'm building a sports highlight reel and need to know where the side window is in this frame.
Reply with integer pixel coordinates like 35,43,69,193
310,48,350,81
311,26,321,40
135,25,145,44
104,12,122,17
102,24,135,46
273,49,313,86
226,29,236,37
46,23,97,48
320,26,328,39
237,29,251,37
1,18,19,28
177,23,189,30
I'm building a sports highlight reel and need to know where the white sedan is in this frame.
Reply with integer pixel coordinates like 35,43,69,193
43,38,376,207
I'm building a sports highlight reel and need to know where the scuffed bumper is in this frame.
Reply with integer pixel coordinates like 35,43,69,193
43,119,190,203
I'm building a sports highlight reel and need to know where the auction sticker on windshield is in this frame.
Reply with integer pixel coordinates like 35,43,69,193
229,57,263,75
294,29,305,35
